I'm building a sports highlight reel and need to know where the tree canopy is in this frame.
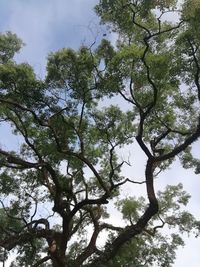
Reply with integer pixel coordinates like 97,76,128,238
0,0,200,266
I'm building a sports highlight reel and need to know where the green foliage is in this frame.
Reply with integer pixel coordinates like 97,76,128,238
108,184,199,267
117,196,146,223
0,62,44,107
105,233,184,267
0,0,200,266
0,31,23,64
10,239,47,267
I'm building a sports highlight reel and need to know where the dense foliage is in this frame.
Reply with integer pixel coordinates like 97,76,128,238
1,0,200,266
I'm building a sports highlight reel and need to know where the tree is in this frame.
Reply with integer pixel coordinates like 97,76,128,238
0,0,200,266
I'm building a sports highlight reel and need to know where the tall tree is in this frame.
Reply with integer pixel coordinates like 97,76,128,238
0,0,200,266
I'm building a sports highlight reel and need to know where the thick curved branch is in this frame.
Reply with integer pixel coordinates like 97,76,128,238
157,118,200,161
0,148,41,169
76,226,100,265
85,159,158,266
1,228,55,251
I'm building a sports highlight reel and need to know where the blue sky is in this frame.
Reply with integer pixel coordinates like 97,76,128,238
0,0,102,77
0,1,200,266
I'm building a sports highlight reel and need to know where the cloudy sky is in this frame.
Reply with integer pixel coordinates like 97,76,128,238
0,1,200,266
0,0,102,77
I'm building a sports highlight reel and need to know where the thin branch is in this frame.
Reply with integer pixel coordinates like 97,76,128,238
8,110,42,160
114,178,146,188
0,99,47,127
187,39,200,101
0,199,25,222
31,256,51,267
100,223,123,232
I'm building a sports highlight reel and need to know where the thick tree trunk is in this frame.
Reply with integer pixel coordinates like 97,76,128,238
51,255,68,267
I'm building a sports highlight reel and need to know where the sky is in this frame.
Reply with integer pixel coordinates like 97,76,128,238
0,0,103,77
0,0,200,266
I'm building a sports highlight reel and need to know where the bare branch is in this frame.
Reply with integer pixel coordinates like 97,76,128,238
31,256,51,267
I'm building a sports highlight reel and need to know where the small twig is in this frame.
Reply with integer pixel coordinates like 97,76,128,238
31,255,51,267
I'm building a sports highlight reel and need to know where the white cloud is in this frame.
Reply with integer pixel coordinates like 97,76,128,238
0,0,99,77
